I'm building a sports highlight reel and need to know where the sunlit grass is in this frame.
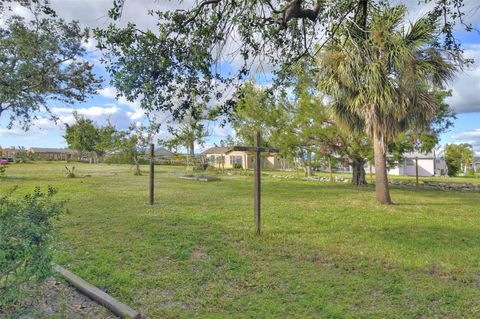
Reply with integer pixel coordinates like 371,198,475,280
1,162,479,318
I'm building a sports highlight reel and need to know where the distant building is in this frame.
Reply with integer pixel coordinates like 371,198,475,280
154,147,175,158
0,147,17,159
365,152,446,177
200,147,286,169
471,157,480,172
28,147,77,161
333,152,446,177
390,152,446,176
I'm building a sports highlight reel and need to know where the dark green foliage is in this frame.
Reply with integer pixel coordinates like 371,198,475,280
0,186,66,309
64,113,121,163
446,161,461,177
0,0,101,129
232,163,243,169
445,143,475,177
64,112,100,163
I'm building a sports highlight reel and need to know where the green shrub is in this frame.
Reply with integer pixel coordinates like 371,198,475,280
0,187,66,309
0,165,6,177
447,162,460,177
232,163,242,169
465,168,475,177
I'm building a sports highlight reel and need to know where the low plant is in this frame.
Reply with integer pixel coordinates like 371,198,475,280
465,168,475,177
0,187,66,310
64,166,76,178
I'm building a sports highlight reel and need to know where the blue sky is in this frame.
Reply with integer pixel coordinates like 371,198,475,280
1,0,480,155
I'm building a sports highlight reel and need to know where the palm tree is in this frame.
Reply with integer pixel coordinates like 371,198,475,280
318,4,457,204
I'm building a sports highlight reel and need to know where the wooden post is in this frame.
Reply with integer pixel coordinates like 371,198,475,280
254,132,261,235
229,135,278,235
415,156,419,191
149,144,154,205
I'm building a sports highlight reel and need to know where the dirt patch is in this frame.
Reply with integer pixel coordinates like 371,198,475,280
11,278,116,319
191,246,208,261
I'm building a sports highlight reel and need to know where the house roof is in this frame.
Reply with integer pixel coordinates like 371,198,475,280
154,147,174,157
29,147,76,154
200,147,231,156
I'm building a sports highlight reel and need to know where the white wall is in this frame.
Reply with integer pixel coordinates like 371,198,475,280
368,158,440,176
401,158,435,176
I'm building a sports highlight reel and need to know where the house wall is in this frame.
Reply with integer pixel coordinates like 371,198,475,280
368,157,440,177
400,158,435,176
203,152,284,169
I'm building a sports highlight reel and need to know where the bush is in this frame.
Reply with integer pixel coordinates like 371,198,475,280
447,162,461,177
465,168,475,177
232,163,242,169
0,187,66,309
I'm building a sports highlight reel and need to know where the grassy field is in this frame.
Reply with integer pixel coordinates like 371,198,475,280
1,162,479,318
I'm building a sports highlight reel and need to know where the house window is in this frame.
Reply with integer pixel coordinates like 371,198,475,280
405,158,415,166
205,155,214,163
230,156,242,165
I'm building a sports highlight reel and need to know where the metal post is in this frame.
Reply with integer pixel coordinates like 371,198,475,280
149,144,154,205
254,132,261,235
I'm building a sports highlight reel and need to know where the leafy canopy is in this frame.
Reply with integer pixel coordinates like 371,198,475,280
0,0,101,129
95,0,470,119
444,143,475,176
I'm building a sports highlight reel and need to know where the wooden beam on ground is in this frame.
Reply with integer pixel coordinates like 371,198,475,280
54,264,142,319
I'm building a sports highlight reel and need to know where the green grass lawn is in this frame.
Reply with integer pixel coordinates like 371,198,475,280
1,162,479,318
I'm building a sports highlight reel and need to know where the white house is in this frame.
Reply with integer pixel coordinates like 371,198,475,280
390,152,446,176
199,147,287,169
366,152,446,177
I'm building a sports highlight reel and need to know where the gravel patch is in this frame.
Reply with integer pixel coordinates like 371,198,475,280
11,278,117,319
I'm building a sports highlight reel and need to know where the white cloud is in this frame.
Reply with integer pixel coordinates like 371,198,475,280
52,106,120,117
99,86,145,120
451,128,480,156
452,129,480,139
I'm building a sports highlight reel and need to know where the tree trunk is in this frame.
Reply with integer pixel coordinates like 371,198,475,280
328,158,333,181
351,156,367,185
189,141,195,157
306,151,312,177
300,151,308,177
133,155,141,175
373,128,392,204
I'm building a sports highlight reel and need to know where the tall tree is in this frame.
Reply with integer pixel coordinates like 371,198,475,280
164,102,209,160
0,0,100,129
64,112,100,163
318,5,457,204
231,81,282,146
444,143,475,177
117,122,160,176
